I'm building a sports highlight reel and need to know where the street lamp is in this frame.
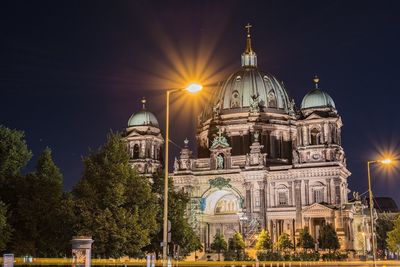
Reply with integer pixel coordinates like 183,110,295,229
367,157,394,263
162,83,202,266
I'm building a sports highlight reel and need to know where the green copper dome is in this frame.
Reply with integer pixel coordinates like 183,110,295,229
301,77,336,109
127,98,159,128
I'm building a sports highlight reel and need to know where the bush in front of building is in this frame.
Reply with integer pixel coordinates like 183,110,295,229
256,251,320,261
321,251,348,261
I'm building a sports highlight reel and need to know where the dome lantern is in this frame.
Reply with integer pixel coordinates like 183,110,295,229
241,23,257,68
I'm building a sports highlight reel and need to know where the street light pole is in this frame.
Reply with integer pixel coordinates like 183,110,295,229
367,160,376,263
162,89,171,266
162,84,203,266
367,158,394,264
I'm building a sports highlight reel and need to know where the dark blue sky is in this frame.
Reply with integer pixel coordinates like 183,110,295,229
1,1,399,204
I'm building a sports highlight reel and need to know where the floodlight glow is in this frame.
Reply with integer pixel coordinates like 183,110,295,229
185,83,203,93
381,159,392,165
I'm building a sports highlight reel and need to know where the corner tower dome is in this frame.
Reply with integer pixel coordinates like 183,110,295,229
203,24,291,119
128,98,160,128
301,76,336,110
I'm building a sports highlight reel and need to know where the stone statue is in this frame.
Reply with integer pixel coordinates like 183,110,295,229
292,149,299,164
216,154,224,169
174,157,179,171
249,93,260,113
245,153,250,166
353,191,360,201
213,101,221,118
288,98,296,115
253,131,260,143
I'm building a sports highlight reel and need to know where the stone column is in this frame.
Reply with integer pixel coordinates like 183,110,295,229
288,181,293,206
324,122,329,143
294,180,302,229
304,180,309,205
245,182,252,217
71,236,94,267
302,126,308,146
326,178,332,204
258,181,266,229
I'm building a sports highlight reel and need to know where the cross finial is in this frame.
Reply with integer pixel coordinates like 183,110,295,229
313,75,320,89
217,127,223,138
141,97,146,109
245,23,252,37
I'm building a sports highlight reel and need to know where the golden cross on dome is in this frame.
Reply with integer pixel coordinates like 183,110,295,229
245,23,252,36
141,97,146,109
313,75,320,89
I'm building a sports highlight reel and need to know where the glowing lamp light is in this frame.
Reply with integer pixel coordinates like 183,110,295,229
380,159,392,165
185,83,203,93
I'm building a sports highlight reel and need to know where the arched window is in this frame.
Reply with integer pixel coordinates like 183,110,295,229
231,90,240,108
133,144,140,159
267,90,277,108
310,128,321,145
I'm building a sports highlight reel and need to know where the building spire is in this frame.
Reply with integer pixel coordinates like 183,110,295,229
241,23,257,67
245,23,253,53
141,97,146,109
313,75,320,89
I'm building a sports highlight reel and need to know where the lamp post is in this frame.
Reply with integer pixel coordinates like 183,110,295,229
367,158,393,263
162,83,203,266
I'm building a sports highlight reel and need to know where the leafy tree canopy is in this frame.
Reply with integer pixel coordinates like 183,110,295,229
73,132,158,258
145,171,201,258
211,233,227,261
387,215,400,253
277,233,293,251
0,125,32,180
255,229,272,251
298,227,315,250
0,201,12,252
318,224,339,251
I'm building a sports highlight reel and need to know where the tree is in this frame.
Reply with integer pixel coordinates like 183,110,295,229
73,132,158,258
0,201,12,252
10,148,72,256
318,224,339,252
0,125,32,181
277,233,293,251
298,227,315,251
377,216,394,257
255,229,272,251
228,232,245,260
210,233,227,261
387,215,400,254
144,171,201,258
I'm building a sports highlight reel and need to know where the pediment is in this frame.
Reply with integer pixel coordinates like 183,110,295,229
302,203,334,215
304,113,324,120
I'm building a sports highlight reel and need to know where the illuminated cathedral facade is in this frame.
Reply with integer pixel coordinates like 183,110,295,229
123,26,372,253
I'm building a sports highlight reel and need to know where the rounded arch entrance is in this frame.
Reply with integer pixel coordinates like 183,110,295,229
201,186,244,216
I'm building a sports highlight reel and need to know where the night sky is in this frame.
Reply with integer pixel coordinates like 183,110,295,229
1,1,400,205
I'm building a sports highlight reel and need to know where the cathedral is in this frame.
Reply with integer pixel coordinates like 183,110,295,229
123,26,372,253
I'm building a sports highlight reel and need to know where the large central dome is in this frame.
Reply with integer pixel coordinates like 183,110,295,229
203,25,291,119
215,68,290,111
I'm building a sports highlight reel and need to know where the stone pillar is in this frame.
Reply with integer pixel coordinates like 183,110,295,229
258,181,266,229
326,178,332,204
288,181,293,206
334,178,341,205
304,180,309,205
294,180,302,229
71,236,94,267
245,182,252,217
302,126,308,146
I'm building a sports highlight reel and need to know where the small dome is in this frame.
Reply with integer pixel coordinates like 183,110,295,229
127,98,159,128
301,77,336,109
